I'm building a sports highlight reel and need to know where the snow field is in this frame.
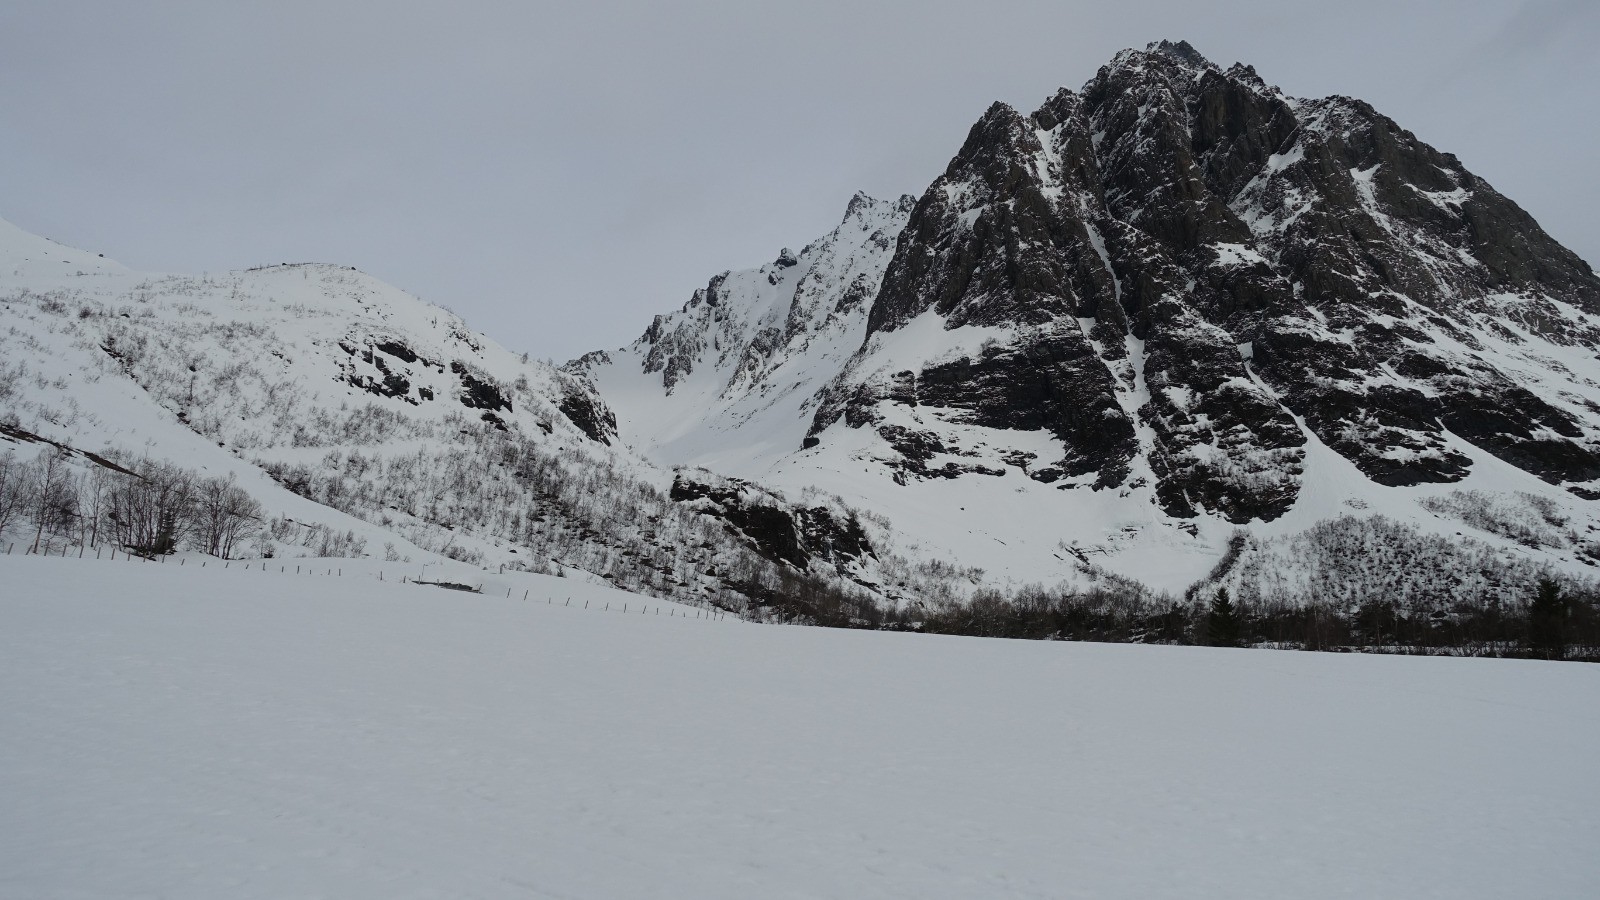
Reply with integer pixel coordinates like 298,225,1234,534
0,545,725,619
3,555,1597,899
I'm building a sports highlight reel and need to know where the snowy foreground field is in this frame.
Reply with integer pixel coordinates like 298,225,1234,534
2,556,1597,899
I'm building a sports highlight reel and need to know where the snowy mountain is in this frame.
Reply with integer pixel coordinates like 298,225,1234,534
578,41,1600,602
6,40,1600,627
0,216,936,621
6,38,1599,900
574,192,916,471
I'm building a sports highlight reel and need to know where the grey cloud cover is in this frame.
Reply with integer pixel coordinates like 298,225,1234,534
2,1,1596,360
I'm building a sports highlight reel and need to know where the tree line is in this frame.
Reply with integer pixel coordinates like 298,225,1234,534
8,442,1594,660
889,578,1600,662
0,448,262,558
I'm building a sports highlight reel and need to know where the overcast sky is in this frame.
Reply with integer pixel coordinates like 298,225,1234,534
2,1,1596,361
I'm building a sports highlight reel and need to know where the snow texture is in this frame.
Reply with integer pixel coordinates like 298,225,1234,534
2,553,1596,899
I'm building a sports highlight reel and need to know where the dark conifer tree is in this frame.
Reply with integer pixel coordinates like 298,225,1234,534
1207,587,1241,648
1529,577,1568,660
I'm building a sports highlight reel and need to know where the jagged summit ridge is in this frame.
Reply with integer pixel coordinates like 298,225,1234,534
1147,38,1211,68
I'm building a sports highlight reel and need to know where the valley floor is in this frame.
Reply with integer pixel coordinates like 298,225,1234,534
1,555,1595,898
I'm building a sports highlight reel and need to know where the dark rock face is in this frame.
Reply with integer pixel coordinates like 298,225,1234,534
811,40,1600,518
874,425,1008,481
451,361,512,413
917,333,1135,487
669,473,874,571
557,388,617,445
343,369,413,402
337,340,427,404
373,340,419,364
638,273,731,394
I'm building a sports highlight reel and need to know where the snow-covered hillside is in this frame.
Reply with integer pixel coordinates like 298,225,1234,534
579,41,1600,601
577,191,916,471
3,554,1595,899
0,215,932,618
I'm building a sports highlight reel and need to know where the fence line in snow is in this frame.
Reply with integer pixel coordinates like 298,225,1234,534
1,538,731,621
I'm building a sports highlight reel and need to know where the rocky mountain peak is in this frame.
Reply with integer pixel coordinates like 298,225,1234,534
1147,38,1212,69
948,101,1034,170
831,43,1600,517
842,190,917,228
588,41,1600,550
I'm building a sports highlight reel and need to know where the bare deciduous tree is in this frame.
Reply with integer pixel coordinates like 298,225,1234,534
0,451,27,536
107,459,195,555
28,449,74,554
194,473,262,559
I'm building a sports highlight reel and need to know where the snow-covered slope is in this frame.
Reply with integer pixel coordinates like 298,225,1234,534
577,192,915,472
580,41,1600,598
4,554,1596,899
0,216,924,616
0,216,127,279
